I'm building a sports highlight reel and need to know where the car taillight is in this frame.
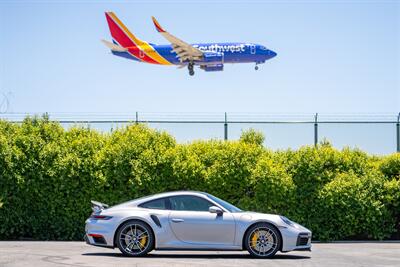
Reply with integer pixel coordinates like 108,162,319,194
90,215,112,220
88,233,104,238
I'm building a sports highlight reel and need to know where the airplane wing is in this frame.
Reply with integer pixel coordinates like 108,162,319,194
151,17,203,62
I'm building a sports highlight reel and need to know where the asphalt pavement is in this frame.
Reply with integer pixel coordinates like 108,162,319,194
0,241,399,267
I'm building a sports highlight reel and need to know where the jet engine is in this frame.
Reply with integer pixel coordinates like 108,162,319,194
202,52,224,64
201,64,224,72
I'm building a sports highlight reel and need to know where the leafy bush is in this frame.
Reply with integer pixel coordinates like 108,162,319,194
244,154,295,214
239,128,265,146
0,117,399,241
316,171,396,240
380,154,400,180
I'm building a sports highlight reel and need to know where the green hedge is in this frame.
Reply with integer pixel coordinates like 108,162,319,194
0,117,399,241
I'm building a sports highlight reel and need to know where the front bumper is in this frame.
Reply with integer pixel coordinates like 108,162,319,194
279,225,312,252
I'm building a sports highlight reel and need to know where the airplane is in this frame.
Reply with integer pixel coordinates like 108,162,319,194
102,12,277,76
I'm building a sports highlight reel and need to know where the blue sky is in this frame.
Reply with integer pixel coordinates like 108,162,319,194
1,0,398,113
0,0,399,153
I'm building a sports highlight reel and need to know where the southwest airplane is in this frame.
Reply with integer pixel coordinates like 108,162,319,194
103,12,277,76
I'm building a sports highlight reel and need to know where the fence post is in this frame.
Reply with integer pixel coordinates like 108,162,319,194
224,112,228,140
397,112,400,152
135,111,139,124
314,113,318,146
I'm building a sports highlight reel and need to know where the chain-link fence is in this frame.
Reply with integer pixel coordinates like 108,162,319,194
1,112,399,155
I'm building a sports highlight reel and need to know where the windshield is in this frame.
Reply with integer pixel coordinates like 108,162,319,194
205,193,242,213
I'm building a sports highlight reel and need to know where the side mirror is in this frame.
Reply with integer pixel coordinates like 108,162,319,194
209,206,223,215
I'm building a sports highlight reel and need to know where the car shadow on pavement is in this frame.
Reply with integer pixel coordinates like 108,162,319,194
82,252,310,260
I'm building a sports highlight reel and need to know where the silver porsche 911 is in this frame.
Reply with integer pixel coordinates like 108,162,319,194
85,191,311,258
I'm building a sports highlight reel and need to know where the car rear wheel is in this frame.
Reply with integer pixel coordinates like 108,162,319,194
244,223,281,258
116,220,154,257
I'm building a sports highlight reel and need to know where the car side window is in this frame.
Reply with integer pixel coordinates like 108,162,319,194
169,195,213,212
139,198,168,210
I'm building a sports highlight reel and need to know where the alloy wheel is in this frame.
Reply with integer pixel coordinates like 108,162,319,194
117,221,153,256
245,223,281,258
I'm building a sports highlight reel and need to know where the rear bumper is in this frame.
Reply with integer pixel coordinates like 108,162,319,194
84,234,90,244
85,218,116,248
84,233,114,248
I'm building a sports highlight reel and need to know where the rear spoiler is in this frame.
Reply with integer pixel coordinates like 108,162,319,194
91,200,109,213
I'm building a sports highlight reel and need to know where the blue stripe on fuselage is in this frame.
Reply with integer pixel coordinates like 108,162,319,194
110,43,276,65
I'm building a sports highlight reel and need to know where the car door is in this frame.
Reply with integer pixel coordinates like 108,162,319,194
167,195,236,246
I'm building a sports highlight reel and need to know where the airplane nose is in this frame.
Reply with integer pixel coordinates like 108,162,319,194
269,50,277,58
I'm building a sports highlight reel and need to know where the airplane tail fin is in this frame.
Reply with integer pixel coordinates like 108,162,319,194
105,11,146,48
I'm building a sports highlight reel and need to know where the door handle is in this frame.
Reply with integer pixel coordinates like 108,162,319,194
171,218,184,223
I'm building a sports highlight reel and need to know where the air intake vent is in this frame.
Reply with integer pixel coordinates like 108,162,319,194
296,233,309,246
150,214,162,228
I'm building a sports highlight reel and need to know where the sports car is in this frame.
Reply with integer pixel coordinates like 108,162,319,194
85,191,311,258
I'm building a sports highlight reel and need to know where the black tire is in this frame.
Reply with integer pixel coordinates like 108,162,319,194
116,220,154,257
244,223,281,258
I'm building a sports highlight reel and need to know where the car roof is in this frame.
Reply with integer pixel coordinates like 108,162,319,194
125,191,210,207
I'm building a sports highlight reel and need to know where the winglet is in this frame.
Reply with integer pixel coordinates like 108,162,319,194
151,16,166,33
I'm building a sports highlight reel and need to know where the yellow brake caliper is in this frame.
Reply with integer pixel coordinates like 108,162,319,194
251,231,259,249
139,234,147,248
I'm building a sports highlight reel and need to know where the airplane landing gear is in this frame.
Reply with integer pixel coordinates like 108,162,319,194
255,64,259,71
188,62,195,76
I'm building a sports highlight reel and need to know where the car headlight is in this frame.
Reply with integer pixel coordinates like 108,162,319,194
280,216,296,227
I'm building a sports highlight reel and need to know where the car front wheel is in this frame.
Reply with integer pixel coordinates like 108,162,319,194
244,223,281,258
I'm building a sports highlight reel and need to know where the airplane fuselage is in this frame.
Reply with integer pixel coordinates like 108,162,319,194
112,42,277,66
